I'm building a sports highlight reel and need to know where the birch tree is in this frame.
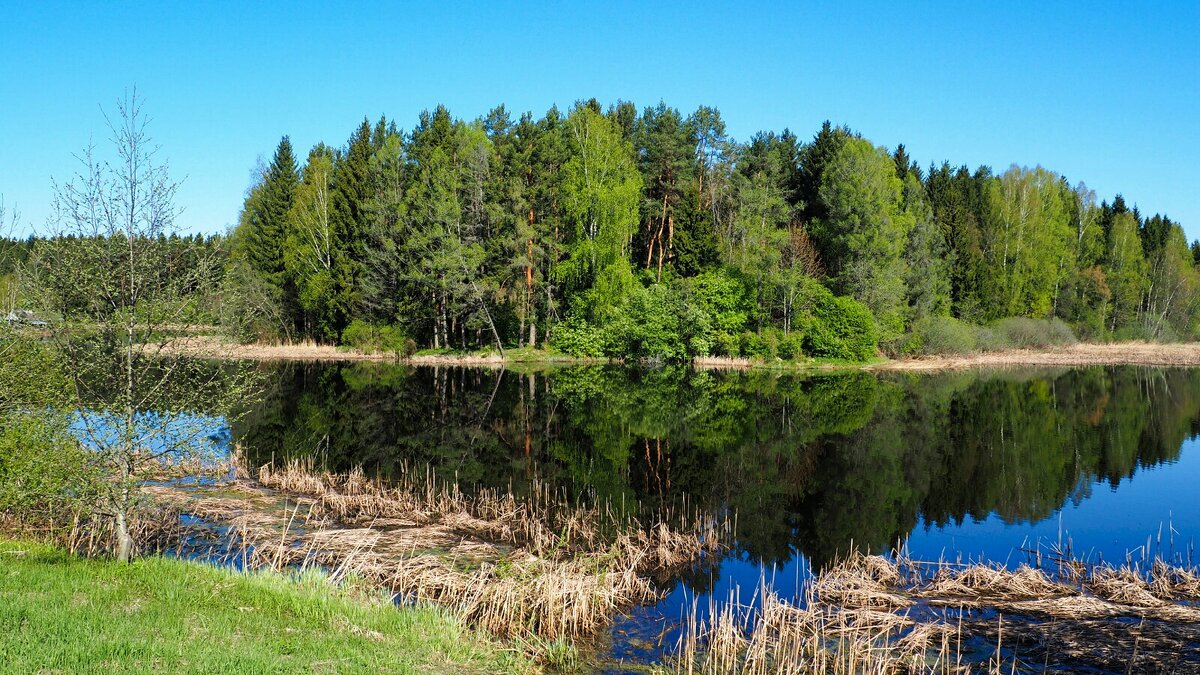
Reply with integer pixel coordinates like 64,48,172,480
30,92,256,561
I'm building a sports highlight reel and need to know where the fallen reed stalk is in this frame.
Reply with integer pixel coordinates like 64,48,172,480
146,459,728,644
675,551,1200,673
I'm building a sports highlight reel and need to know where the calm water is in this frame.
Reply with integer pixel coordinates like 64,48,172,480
229,363,1200,665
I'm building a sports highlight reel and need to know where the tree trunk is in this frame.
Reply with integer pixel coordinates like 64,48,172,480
114,507,133,563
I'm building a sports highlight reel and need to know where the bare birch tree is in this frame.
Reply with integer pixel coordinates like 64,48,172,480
30,91,257,561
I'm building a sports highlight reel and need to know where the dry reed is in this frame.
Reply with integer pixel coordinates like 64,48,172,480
675,551,1200,673
145,458,727,644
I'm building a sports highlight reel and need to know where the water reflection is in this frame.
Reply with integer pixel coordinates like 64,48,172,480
230,364,1200,570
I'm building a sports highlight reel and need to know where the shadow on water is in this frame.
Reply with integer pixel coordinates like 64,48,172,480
226,362,1200,668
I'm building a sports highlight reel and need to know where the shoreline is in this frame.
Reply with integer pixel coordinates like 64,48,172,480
159,335,1200,371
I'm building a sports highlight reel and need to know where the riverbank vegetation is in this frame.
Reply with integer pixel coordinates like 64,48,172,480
152,458,726,643
0,538,530,674
4,100,1198,365
675,551,1200,673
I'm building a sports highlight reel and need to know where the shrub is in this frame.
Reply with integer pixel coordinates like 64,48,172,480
341,320,414,357
777,331,806,360
622,285,688,360
908,316,978,355
713,332,740,358
687,269,751,335
377,325,417,358
804,287,879,361
340,319,377,352
550,317,609,358
989,317,1077,349
0,412,102,526
739,331,767,358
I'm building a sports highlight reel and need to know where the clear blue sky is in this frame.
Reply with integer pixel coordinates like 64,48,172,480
2,1,1197,238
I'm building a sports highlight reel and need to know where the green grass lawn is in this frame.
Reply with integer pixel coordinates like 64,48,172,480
0,539,530,674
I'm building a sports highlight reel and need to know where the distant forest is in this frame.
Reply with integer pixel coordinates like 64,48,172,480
6,99,1197,360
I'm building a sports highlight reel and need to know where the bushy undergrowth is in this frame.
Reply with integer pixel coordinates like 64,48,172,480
341,319,416,357
903,315,1079,355
551,273,879,362
0,413,101,525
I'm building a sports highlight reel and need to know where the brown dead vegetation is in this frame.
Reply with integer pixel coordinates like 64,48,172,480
678,551,1200,673
871,342,1200,372
146,459,726,643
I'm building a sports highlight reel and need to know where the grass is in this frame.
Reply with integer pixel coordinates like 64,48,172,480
0,538,531,674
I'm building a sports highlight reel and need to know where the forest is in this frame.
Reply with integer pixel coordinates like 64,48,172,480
6,99,1197,361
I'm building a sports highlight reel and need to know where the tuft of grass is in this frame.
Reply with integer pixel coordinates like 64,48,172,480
0,539,531,674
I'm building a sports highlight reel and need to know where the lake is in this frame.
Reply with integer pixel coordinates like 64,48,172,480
228,362,1200,666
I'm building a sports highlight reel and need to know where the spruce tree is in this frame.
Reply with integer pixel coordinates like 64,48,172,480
243,136,298,286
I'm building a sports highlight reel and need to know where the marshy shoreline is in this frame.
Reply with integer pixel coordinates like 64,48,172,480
127,460,1200,673
159,334,1200,372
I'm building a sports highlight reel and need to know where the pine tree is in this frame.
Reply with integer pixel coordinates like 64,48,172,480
326,119,374,337
634,103,695,280
243,136,298,285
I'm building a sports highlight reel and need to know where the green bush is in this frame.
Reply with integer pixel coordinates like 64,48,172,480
777,330,806,360
739,331,767,358
377,325,417,357
0,413,101,525
908,316,978,355
804,287,879,361
988,317,1077,349
620,285,688,360
687,269,751,335
715,332,741,357
551,317,609,358
341,319,376,352
341,320,414,357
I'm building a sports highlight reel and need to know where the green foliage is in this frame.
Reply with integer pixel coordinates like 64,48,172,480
795,280,879,361
986,317,1077,349
815,138,912,341
0,413,101,525
340,320,415,357
904,316,978,355
550,317,609,358
980,166,1073,319
0,329,69,407
557,105,643,313
215,99,1200,358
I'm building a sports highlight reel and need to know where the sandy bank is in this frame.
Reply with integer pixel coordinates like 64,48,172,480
870,341,1200,371
160,335,1200,371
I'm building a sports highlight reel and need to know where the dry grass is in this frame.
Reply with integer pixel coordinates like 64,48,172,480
146,459,726,645
155,335,388,362
872,341,1200,372
675,551,1200,673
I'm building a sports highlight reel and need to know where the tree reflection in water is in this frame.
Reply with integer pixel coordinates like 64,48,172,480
231,364,1200,569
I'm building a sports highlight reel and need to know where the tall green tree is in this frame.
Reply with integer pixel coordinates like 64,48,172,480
634,102,695,280
285,145,338,338
815,137,912,341
556,104,642,322
900,173,951,321
980,166,1072,319
241,137,299,286
327,120,375,337
1104,211,1148,331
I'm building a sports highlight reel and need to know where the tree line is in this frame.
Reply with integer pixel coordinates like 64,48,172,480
9,99,1195,360
231,99,1198,358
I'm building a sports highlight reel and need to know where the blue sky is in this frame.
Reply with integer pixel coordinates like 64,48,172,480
2,1,1197,238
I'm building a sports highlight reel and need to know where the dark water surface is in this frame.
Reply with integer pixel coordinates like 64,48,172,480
229,363,1200,666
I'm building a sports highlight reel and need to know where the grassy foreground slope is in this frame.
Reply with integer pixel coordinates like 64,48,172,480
0,540,529,674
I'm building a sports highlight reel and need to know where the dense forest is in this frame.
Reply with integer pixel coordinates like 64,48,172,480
6,99,1197,360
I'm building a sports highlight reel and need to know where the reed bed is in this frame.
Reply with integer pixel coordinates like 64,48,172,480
674,551,1200,673
145,459,726,644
